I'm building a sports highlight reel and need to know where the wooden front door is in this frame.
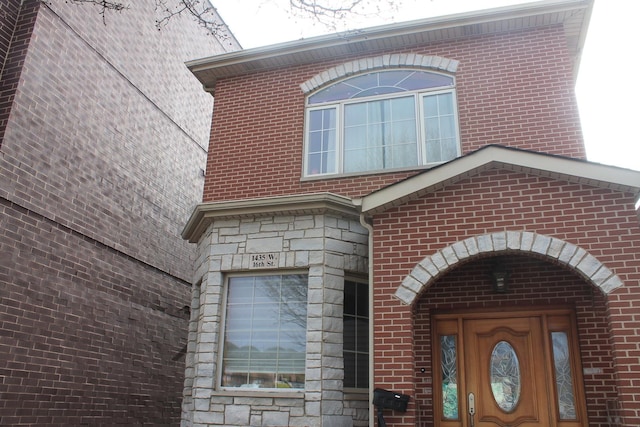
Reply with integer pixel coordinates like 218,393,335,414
433,309,587,427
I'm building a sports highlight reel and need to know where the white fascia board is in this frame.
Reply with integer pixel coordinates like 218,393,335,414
187,0,592,79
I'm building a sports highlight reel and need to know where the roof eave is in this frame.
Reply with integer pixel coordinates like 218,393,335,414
182,193,359,243
187,0,593,92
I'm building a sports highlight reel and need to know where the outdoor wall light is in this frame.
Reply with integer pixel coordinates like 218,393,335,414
491,261,510,293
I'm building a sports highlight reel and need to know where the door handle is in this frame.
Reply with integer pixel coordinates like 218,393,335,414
468,392,476,427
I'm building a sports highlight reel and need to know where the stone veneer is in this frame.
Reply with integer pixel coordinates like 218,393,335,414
182,213,369,427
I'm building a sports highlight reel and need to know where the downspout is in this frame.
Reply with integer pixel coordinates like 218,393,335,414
354,198,375,427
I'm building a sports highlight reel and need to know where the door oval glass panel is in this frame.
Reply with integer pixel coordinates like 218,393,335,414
490,341,521,412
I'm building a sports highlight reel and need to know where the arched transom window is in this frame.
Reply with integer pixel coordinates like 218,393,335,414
304,69,460,177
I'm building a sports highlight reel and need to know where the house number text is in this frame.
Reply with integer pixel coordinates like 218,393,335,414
250,253,279,269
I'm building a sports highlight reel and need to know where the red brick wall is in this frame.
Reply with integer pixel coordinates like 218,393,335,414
370,169,640,426
204,25,584,203
372,170,639,275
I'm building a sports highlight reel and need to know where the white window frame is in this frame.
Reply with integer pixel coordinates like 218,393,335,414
218,272,308,391
303,70,460,178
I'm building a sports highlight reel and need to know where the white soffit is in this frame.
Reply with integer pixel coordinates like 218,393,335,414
358,146,640,215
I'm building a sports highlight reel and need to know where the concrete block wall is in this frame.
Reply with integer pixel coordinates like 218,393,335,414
182,213,369,427
0,0,239,425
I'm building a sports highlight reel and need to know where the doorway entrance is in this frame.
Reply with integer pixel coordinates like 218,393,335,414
432,309,587,427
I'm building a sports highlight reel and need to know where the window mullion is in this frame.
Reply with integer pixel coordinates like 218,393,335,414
416,93,425,165
337,104,344,174
276,280,282,385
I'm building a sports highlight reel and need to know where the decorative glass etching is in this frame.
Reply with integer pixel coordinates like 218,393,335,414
490,341,521,412
552,332,576,419
441,335,458,419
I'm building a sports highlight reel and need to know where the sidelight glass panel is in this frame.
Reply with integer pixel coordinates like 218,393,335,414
441,335,458,419
490,341,521,412
552,332,577,420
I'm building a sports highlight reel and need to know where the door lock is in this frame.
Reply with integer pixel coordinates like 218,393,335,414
468,392,476,427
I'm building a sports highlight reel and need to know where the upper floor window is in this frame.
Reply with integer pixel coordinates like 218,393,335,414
304,69,460,177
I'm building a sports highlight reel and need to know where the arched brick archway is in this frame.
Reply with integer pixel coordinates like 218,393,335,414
395,231,624,305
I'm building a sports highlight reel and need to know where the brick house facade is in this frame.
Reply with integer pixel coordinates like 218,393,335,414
0,1,239,425
181,1,640,426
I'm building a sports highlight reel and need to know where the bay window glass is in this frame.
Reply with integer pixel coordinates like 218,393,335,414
343,279,368,389
305,69,459,176
221,274,308,389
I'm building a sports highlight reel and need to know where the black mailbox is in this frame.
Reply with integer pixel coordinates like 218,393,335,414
373,387,410,412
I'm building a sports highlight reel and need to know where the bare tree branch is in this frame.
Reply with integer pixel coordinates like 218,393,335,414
42,0,403,38
64,0,127,10
154,0,229,39
288,0,403,29
54,0,129,25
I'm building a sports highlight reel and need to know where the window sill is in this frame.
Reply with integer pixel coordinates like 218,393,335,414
301,162,448,182
344,388,369,401
213,389,305,399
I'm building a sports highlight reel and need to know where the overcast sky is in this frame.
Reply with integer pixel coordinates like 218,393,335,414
214,0,639,172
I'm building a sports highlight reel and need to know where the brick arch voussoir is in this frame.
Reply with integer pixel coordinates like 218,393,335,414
299,53,460,94
395,231,624,305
